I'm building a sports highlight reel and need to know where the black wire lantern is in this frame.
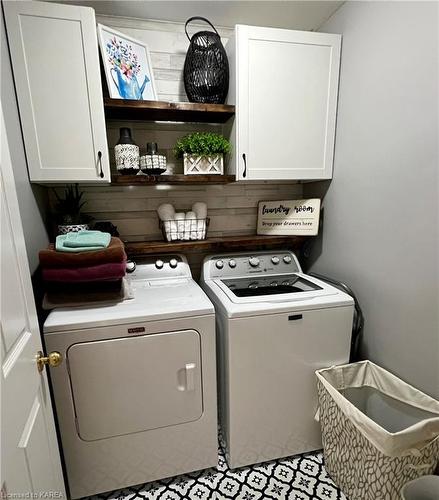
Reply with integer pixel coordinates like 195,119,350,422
183,17,229,104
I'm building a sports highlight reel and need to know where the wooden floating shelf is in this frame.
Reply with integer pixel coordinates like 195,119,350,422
112,174,236,185
104,98,235,123
125,235,308,257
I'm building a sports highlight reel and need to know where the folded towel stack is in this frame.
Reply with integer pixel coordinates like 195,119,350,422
39,232,130,309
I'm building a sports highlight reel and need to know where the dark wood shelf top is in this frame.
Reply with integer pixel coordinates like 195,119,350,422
104,98,235,123
125,235,307,256
112,174,236,185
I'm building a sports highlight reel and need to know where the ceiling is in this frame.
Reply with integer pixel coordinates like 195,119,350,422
53,1,344,31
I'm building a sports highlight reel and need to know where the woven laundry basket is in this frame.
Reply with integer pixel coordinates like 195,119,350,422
316,361,439,500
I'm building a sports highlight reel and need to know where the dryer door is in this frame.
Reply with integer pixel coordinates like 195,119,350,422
67,330,203,441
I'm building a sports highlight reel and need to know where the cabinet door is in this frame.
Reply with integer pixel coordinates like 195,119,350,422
235,25,341,181
4,1,110,183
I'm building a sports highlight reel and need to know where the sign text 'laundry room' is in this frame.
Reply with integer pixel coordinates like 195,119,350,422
257,199,321,236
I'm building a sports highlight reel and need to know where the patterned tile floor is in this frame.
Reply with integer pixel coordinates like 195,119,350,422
89,442,347,500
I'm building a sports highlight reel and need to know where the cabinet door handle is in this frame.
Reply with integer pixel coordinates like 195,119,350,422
288,314,303,321
97,151,104,178
242,153,247,178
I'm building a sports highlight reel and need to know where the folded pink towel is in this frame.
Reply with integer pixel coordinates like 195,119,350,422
42,261,126,283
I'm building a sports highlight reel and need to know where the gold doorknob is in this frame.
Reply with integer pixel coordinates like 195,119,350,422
36,351,63,373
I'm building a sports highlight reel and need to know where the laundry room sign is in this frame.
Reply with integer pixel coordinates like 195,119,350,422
257,199,321,236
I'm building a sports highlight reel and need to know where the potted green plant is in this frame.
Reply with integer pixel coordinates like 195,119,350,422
174,132,231,175
53,184,91,234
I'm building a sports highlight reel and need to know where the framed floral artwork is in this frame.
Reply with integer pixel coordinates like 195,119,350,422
97,24,157,100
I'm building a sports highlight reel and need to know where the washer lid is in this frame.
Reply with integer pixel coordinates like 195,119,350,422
214,273,340,304
44,278,214,333
203,273,354,318
221,274,323,297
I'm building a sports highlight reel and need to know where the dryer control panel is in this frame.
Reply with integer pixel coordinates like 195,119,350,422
205,250,301,279
129,254,192,281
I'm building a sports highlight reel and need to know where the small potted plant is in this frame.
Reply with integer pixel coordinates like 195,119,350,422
53,184,91,234
174,132,231,175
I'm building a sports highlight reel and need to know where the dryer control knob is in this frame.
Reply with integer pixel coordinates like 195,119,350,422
126,260,136,273
249,257,260,267
169,258,178,269
283,255,292,264
155,259,164,269
271,256,280,265
229,259,237,268
216,260,224,269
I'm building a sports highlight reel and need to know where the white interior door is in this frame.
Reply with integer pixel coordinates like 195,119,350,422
236,25,341,180
3,0,110,183
0,106,66,497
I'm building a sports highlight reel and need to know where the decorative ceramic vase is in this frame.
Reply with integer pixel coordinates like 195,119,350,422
57,223,89,235
139,142,167,175
115,127,139,175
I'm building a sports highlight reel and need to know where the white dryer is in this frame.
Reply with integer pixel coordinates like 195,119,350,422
43,255,217,499
201,250,354,469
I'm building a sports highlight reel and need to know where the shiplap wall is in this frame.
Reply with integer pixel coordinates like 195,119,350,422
66,182,303,242
50,15,303,277
50,182,302,279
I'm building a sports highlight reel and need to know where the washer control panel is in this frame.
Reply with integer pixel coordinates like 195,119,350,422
206,251,301,279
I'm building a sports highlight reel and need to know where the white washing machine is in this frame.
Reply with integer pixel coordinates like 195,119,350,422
201,250,354,469
43,255,217,499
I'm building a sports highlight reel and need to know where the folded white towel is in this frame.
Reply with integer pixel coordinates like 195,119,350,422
174,212,185,240
163,220,172,242
183,213,192,240
185,211,197,240
169,221,178,241
196,219,206,240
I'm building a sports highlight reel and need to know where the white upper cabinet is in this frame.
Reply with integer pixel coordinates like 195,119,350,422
4,1,110,183
227,25,341,181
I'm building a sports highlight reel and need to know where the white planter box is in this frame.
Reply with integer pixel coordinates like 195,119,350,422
183,154,224,175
